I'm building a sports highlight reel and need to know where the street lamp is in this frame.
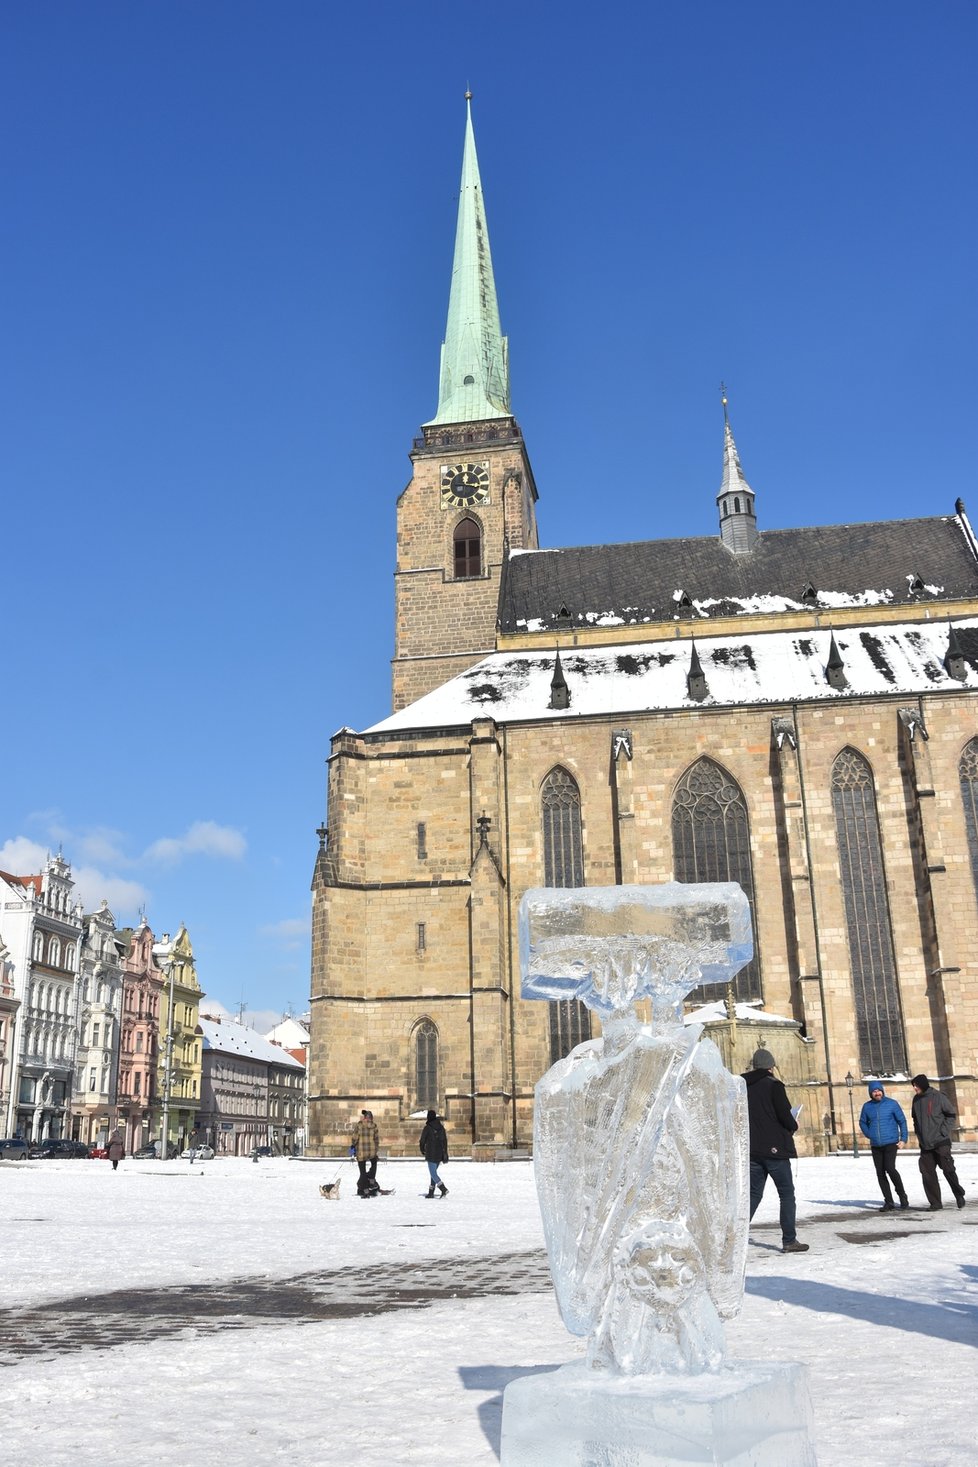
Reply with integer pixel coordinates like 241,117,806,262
159,958,176,1162
845,1071,859,1159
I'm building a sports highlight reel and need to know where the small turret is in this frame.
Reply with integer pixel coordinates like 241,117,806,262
717,387,759,553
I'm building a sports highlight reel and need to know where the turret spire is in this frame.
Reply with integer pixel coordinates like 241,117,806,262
717,385,758,553
426,94,510,426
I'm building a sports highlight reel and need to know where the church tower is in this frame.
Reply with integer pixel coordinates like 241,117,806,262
392,96,539,711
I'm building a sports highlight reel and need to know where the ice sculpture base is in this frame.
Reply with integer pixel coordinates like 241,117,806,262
500,1358,816,1467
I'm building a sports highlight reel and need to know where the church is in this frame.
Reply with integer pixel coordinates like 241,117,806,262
308,99,978,1159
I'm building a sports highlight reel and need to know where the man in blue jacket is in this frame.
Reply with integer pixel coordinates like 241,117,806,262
858,1081,909,1212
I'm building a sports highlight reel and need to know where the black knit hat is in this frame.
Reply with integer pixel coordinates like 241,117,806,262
911,1074,930,1091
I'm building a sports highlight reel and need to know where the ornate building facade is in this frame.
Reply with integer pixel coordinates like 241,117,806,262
153,925,203,1153
1,854,83,1141
309,101,978,1159
71,900,125,1147
117,917,163,1153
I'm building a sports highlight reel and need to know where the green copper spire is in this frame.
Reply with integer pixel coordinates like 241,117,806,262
426,94,510,426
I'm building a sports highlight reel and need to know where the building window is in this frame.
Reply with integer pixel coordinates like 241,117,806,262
417,822,427,860
453,517,482,578
49,938,61,967
831,748,907,1074
134,1072,142,1096
33,933,44,962
92,1024,100,1047
89,1068,96,1091
415,1019,438,1109
135,1032,143,1052
671,757,761,1002
960,739,978,911
541,766,591,1062
417,922,426,952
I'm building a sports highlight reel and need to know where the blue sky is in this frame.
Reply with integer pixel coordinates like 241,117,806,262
2,2,975,1028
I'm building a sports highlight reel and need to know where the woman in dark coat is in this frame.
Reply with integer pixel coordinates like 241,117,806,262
107,1128,125,1172
419,1109,449,1198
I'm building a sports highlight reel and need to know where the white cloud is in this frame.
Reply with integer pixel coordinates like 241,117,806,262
198,999,287,1036
142,821,247,866
71,868,150,921
259,917,309,945
0,836,49,873
77,827,130,867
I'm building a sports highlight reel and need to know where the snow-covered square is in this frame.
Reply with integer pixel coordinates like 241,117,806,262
1,1152,975,1466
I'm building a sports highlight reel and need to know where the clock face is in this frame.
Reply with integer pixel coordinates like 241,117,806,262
441,461,490,509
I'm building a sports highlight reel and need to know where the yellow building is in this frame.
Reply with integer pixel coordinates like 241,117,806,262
153,925,203,1154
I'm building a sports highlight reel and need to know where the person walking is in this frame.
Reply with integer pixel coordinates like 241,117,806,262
419,1109,449,1197
107,1128,125,1172
911,1075,966,1211
858,1081,909,1211
351,1109,380,1198
743,1048,808,1254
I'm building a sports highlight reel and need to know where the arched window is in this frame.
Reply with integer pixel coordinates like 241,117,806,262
671,758,761,1002
49,938,61,968
415,1019,438,1109
541,767,591,1061
64,945,75,969
960,738,978,911
831,748,906,1074
33,933,44,962
453,517,482,579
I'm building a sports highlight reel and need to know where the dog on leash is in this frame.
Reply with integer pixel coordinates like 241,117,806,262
319,1177,342,1201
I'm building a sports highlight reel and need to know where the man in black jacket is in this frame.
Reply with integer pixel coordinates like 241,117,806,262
911,1075,966,1211
743,1048,809,1254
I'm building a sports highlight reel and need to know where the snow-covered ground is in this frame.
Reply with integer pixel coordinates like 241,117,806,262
1,1151,975,1466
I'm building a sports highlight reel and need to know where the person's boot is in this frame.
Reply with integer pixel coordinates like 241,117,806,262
782,1240,809,1253
880,1201,894,1212
956,1193,966,1209
438,1182,448,1197
425,1186,436,1198
898,1196,910,1210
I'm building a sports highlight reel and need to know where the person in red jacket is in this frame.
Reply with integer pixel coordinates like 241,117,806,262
742,1048,809,1254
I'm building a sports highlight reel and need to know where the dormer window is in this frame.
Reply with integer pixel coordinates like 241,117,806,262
908,574,924,596
801,582,818,605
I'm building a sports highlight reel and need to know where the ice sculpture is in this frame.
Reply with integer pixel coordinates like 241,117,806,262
521,882,751,1375
500,883,817,1466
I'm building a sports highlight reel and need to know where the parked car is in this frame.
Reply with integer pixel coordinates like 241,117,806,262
28,1138,78,1160
251,1145,274,1158
181,1145,215,1161
0,1137,28,1160
133,1141,179,1159
89,1146,109,1159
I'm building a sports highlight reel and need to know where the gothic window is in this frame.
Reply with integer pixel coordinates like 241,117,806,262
414,1019,438,1110
671,758,761,1002
453,517,482,579
542,767,591,1061
64,945,75,968
49,938,61,967
831,748,907,1074
33,933,44,962
960,739,978,911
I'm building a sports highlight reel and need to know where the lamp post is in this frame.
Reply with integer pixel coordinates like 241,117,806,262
159,958,176,1162
845,1071,859,1158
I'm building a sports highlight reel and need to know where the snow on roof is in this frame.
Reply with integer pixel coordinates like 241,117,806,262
684,1001,799,1027
366,616,978,735
264,1016,311,1047
199,1016,304,1068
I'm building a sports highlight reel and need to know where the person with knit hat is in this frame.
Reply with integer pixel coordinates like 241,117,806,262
911,1075,966,1211
418,1108,449,1198
742,1048,809,1253
858,1081,909,1211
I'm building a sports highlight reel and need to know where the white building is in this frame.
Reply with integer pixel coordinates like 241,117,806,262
72,900,125,1147
0,854,83,1140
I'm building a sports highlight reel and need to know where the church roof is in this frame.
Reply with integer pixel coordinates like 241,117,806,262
365,615,978,734
498,512,978,633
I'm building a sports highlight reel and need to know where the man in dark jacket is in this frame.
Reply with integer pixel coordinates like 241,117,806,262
911,1075,966,1211
858,1081,909,1211
419,1109,449,1198
743,1048,808,1253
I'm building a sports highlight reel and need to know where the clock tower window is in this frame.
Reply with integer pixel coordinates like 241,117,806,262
453,518,482,579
